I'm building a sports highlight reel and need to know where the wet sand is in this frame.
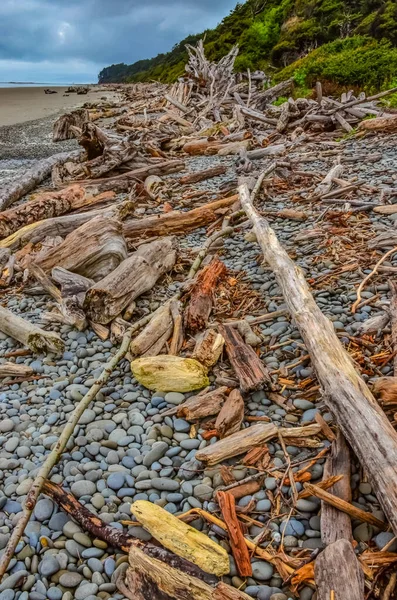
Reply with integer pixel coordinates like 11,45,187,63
0,86,113,126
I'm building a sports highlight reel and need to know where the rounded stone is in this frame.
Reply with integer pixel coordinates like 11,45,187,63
279,520,305,537
34,499,54,521
59,572,84,588
71,481,96,498
251,561,274,581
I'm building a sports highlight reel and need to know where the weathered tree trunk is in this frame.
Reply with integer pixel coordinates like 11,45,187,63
123,196,238,239
32,216,127,281
219,324,272,393
0,199,134,251
0,179,130,240
0,305,64,355
53,109,89,142
239,181,397,536
0,150,80,212
196,423,321,466
84,237,176,324
185,257,226,332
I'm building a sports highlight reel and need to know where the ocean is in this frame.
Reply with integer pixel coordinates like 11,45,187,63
0,82,88,88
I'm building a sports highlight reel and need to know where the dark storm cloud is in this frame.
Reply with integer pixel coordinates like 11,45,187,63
0,0,238,82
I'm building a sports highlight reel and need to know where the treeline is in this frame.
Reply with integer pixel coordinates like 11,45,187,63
98,0,397,91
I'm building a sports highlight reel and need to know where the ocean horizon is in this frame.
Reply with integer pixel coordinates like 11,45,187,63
0,82,93,88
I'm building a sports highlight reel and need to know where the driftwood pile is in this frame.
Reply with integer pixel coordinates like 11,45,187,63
3,40,397,599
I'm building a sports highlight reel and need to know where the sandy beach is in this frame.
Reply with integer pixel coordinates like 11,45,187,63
0,85,114,126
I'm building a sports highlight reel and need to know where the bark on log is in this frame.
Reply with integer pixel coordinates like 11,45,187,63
216,491,252,577
0,150,80,212
192,329,225,368
215,389,245,438
84,237,176,324
219,324,272,393
185,257,226,332
0,305,64,355
33,216,127,281
0,200,134,251
177,387,229,422
239,181,397,536
0,179,130,240
314,539,364,600
123,196,238,239
53,109,89,142
180,166,227,185
196,423,321,466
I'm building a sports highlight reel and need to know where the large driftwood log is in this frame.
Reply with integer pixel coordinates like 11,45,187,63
315,539,364,600
0,200,134,251
84,237,176,324
240,182,397,535
53,109,89,142
32,216,127,281
0,150,80,212
185,257,226,332
0,305,64,355
0,179,130,240
123,196,238,239
219,324,272,393
196,423,321,466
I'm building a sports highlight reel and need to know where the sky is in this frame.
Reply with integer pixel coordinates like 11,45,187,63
0,0,239,83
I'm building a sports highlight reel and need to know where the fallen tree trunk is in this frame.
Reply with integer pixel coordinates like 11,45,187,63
123,195,238,239
219,324,272,393
0,179,130,240
0,305,64,355
84,237,176,324
32,216,127,281
0,150,80,212
0,200,134,251
239,181,397,536
185,257,226,332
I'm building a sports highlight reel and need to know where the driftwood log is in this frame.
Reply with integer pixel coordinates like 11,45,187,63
53,108,89,142
32,216,127,281
0,363,33,378
84,237,176,324
240,181,397,536
123,196,238,239
0,305,64,355
0,150,80,212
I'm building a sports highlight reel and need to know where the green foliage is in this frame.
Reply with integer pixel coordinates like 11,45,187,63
98,0,397,93
272,96,289,105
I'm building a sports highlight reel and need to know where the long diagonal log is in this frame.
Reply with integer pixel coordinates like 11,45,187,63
0,150,80,212
123,196,238,239
239,182,397,535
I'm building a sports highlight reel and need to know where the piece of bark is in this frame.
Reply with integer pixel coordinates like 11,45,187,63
227,480,263,500
130,303,173,357
84,237,175,324
315,539,364,600
177,387,229,422
373,377,397,406
216,491,252,577
180,166,227,185
123,546,251,600
0,199,134,251
390,281,397,376
169,300,184,356
192,329,225,368
130,500,229,576
0,363,33,378
240,182,397,536
196,423,321,466
131,355,209,393
185,257,226,332
0,305,64,355
33,216,127,281
0,180,126,240
215,389,245,438
53,109,89,141
219,324,272,393
123,195,238,239
0,150,80,212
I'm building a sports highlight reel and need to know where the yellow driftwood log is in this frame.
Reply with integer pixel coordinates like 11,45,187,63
131,355,209,392
130,500,229,576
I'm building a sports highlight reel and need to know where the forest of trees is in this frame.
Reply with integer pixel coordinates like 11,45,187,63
98,0,397,91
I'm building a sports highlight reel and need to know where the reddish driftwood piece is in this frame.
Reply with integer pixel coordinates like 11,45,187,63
177,387,229,422
215,389,245,438
216,491,252,577
185,257,226,332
